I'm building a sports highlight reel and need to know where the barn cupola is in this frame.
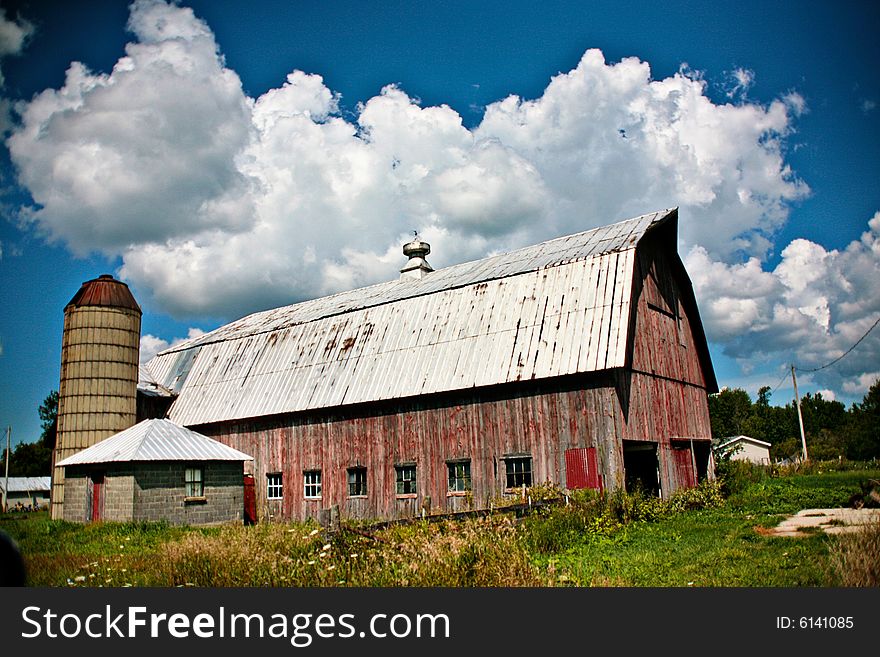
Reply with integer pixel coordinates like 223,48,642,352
399,233,434,280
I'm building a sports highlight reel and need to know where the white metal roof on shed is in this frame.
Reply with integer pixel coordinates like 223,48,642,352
718,435,773,450
56,419,253,466
0,476,51,493
148,209,676,427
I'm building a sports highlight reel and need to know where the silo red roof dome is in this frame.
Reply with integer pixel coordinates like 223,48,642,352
65,274,141,312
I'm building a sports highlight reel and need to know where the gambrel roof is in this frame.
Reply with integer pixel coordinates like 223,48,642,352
146,208,714,426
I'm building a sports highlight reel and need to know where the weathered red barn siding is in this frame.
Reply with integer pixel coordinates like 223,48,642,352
621,235,714,494
195,375,620,521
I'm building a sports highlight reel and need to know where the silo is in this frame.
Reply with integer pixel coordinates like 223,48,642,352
51,274,141,520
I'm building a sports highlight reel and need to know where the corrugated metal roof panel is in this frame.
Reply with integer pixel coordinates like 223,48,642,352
149,210,675,426
56,419,253,465
0,476,51,493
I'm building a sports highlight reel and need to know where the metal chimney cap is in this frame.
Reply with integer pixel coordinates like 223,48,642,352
400,233,434,280
403,236,431,258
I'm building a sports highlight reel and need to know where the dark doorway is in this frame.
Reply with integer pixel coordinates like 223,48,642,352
622,441,660,496
89,472,105,522
692,440,711,482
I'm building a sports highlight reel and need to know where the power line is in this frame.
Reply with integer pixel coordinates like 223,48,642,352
769,369,790,396
795,315,880,374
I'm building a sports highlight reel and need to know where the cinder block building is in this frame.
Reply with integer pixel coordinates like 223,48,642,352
56,419,252,525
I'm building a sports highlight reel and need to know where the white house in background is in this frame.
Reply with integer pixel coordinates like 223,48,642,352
717,436,772,465
1,476,52,509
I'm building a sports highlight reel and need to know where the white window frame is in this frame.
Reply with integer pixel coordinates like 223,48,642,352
504,456,533,489
303,470,322,499
395,464,417,496
347,467,367,497
185,466,204,498
447,460,472,493
266,472,283,500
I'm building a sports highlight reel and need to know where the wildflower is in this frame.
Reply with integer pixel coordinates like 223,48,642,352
350,553,358,558
74,576,86,582
327,565,336,571
322,543,331,551
308,529,320,537
307,560,316,565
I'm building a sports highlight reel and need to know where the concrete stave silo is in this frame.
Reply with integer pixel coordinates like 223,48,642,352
50,274,141,520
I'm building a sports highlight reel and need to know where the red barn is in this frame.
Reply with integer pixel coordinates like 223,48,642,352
136,208,717,522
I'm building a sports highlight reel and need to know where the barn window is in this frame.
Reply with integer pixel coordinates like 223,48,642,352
447,461,472,493
395,464,417,496
504,456,532,489
348,467,367,497
267,473,283,500
303,470,322,499
185,466,204,498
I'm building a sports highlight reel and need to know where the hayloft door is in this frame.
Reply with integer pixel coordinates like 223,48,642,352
90,472,105,522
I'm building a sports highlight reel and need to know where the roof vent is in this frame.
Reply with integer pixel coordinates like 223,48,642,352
400,233,434,280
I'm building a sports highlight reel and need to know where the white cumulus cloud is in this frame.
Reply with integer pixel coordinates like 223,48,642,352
139,327,205,364
686,212,880,396
7,0,876,399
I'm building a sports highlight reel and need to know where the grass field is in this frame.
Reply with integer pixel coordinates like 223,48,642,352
2,465,878,587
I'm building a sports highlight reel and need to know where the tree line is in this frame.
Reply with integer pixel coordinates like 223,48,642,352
1,391,57,477
708,378,880,462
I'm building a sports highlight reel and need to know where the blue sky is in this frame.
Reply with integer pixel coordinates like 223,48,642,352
1,0,878,447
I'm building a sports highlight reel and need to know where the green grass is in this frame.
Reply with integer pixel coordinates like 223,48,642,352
3,467,877,587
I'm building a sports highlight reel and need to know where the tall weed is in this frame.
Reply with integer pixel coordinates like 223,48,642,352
827,520,880,586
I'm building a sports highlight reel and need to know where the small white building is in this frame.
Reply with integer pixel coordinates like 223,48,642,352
1,476,52,509
717,436,772,465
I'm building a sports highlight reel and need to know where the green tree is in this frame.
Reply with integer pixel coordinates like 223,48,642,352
38,390,59,449
707,388,753,439
0,390,57,476
843,378,880,460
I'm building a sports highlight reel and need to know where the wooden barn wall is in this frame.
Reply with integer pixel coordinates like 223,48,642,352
629,241,707,388
619,236,714,494
195,368,710,521
194,375,620,521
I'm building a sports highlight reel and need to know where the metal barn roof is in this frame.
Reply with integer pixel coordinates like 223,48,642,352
56,419,253,466
0,476,51,493
148,209,682,426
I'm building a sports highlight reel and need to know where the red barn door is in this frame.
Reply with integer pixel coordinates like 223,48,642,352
90,472,104,522
671,443,696,490
243,474,256,524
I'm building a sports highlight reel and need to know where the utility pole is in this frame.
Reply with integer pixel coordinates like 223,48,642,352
791,366,809,463
3,426,9,512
